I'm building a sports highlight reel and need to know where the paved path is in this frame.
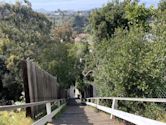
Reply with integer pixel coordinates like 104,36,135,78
51,99,123,125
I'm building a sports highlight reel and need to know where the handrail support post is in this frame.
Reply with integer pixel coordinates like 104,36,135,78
96,98,100,111
46,102,52,122
110,99,118,119
58,100,61,107
97,98,99,105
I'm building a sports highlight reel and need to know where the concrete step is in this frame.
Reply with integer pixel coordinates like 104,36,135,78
52,105,118,125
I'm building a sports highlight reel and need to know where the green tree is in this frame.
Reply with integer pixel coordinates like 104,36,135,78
83,0,166,121
0,1,51,102
158,0,166,11
88,0,153,41
72,14,88,33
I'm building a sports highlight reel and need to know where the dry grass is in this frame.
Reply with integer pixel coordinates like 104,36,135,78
0,111,33,125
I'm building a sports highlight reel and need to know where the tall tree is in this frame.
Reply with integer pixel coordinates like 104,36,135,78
158,0,166,11
0,1,52,102
88,0,153,41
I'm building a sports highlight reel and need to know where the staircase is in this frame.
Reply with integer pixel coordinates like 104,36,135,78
67,98,83,106
53,98,115,125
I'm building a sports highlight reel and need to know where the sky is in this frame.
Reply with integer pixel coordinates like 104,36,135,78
3,0,160,11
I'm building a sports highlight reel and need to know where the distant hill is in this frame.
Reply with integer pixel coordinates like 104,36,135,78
36,8,49,14
37,9,91,33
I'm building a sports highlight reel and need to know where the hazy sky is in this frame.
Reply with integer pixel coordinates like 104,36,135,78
3,0,160,11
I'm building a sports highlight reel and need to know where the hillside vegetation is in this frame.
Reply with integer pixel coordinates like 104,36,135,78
0,0,166,124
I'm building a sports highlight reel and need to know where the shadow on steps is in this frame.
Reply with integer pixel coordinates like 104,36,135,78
67,98,86,106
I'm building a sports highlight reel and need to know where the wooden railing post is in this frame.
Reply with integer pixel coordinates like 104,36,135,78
46,102,52,122
110,98,118,119
46,103,51,115
58,100,61,107
96,98,100,111
97,98,99,105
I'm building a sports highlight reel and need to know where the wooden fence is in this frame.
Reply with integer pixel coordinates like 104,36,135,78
22,59,64,119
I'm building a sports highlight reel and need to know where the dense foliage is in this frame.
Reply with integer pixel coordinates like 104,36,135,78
0,1,52,103
0,0,166,123
88,0,154,42
84,0,166,97
0,1,87,103
83,0,166,121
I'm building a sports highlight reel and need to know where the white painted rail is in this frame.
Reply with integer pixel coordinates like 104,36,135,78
86,97,166,125
32,103,66,125
86,97,166,103
0,99,66,125
0,99,63,111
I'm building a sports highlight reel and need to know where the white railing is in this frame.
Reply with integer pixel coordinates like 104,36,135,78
0,99,66,125
86,97,166,125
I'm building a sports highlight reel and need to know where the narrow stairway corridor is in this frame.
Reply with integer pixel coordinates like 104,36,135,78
51,99,122,125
